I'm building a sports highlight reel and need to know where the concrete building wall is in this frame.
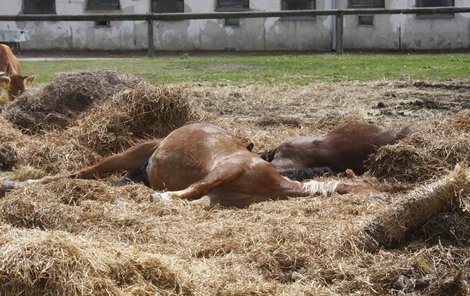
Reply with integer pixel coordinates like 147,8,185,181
342,0,470,50
400,0,469,50
0,0,468,51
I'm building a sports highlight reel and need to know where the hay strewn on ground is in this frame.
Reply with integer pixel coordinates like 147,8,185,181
0,74,469,295
0,225,192,295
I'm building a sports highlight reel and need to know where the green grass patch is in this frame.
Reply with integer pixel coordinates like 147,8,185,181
21,53,470,85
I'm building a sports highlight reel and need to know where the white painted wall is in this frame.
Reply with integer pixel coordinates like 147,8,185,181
343,0,470,50
0,0,468,51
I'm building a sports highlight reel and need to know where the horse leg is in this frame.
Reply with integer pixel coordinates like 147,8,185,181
150,164,245,202
1,139,161,193
189,196,212,209
75,139,161,179
118,171,150,186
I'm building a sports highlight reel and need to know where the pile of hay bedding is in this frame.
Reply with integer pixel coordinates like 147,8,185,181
366,110,470,184
0,179,385,294
0,77,469,295
0,143,18,171
0,224,192,295
2,70,140,133
0,116,25,142
361,162,470,248
0,179,158,243
1,74,194,175
0,176,468,295
69,81,195,155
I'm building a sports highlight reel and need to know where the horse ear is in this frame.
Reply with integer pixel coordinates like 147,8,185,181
0,76,11,89
23,75,35,85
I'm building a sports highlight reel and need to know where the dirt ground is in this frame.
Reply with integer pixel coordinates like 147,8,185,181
0,74,469,295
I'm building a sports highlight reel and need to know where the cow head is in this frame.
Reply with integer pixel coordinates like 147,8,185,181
8,74,35,98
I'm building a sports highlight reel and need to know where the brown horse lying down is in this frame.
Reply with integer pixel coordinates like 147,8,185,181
1,123,379,208
259,123,415,181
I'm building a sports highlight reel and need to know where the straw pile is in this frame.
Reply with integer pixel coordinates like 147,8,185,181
366,110,470,183
0,143,17,171
0,116,24,141
361,162,470,249
14,133,101,175
0,117,32,178
0,78,469,295
69,81,194,155
1,177,467,295
2,70,139,133
0,72,195,174
0,224,192,295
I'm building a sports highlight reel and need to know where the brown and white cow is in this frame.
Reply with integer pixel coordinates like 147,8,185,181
1,123,376,208
0,44,35,102
259,123,415,180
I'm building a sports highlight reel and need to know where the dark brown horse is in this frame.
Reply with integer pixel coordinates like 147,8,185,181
260,123,415,180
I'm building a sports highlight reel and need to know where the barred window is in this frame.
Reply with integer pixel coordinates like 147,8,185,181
87,0,120,10
152,0,184,13
216,0,249,10
417,0,453,7
282,0,315,10
349,0,384,8
417,0,454,18
23,0,56,14
358,15,374,26
225,18,240,27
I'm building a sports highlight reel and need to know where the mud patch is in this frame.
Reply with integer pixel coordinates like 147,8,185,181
374,98,469,117
256,116,302,128
413,80,470,92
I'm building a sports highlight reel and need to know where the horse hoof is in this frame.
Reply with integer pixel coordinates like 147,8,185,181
369,193,392,203
150,192,172,202
2,181,18,190
112,199,128,206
